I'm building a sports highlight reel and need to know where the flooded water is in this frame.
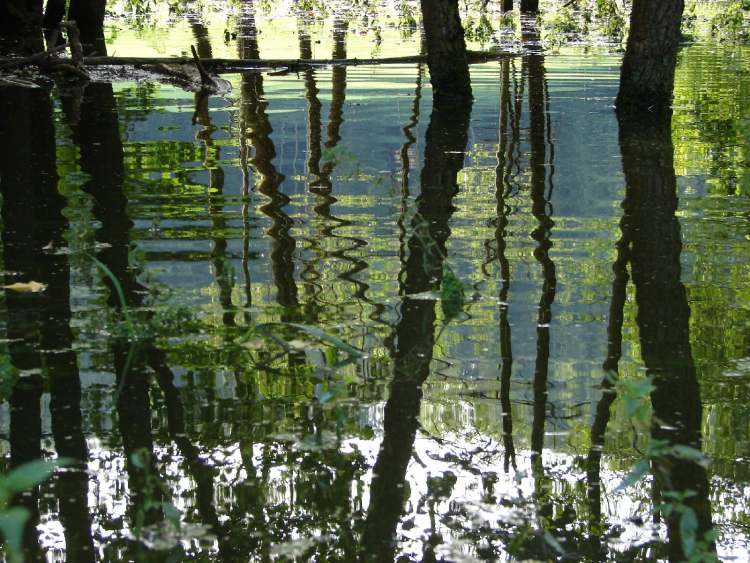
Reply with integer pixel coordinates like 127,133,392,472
1,6,750,562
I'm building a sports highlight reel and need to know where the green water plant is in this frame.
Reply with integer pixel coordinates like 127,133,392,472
609,372,718,562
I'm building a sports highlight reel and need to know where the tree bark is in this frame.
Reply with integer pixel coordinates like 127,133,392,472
616,0,684,111
420,0,472,102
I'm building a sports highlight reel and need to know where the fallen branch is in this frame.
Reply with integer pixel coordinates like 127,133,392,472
0,44,65,70
0,51,509,74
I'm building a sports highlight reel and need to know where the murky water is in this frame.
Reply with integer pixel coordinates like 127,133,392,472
1,6,750,563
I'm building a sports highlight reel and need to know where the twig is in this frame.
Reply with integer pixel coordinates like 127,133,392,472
190,44,216,89
63,20,84,68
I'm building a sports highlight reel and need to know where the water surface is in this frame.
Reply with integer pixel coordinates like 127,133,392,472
1,11,749,562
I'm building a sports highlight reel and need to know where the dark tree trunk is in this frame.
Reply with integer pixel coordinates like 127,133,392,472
520,0,538,13
0,80,58,562
495,57,516,472
618,109,715,562
420,0,472,102
616,0,684,111
68,0,107,55
503,0,514,12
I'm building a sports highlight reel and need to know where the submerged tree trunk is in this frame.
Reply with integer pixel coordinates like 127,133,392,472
616,0,684,111
420,0,472,102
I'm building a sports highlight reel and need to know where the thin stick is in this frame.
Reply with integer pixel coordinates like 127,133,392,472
190,44,215,87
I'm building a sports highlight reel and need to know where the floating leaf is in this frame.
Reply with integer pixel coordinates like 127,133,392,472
2,281,47,293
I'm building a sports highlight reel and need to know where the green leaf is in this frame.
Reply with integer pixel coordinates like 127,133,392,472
3,458,71,496
542,530,565,554
672,445,709,467
615,460,649,491
440,266,466,322
162,502,182,528
0,506,30,562
680,508,698,556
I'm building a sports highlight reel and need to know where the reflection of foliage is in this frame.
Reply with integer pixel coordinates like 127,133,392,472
464,14,494,46
674,45,750,196
709,0,750,41
397,0,418,37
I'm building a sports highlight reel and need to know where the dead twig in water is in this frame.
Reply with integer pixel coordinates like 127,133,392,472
190,44,216,89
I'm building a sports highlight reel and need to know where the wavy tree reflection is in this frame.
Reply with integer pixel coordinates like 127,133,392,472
0,82,70,562
618,108,716,562
361,94,473,560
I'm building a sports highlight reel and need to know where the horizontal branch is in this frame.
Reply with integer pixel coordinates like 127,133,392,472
0,51,509,74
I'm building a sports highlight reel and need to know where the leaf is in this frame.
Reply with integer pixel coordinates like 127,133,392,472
2,458,71,496
680,508,698,556
0,507,30,562
440,266,466,322
161,502,182,528
542,530,565,554
672,445,709,467
615,460,649,491
287,339,311,351
2,281,47,293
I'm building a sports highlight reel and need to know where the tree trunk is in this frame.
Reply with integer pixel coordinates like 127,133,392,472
616,0,684,111
503,0,514,12
67,0,106,54
420,0,472,102
520,0,538,13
